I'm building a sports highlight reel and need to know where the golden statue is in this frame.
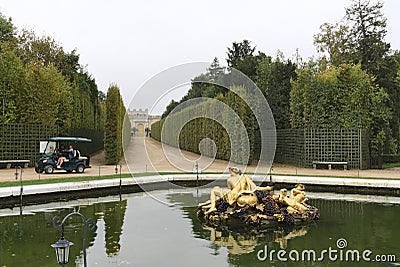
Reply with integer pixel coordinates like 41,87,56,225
197,168,319,228
200,167,273,214
273,185,309,213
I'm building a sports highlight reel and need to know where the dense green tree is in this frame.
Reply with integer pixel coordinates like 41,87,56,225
226,86,256,163
226,40,259,79
256,54,296,129
162,58,227,118
314,0,390,73
314,22,355,65
226,40,255,69
16,62,72,125
0,13,16,45
17,29,65,67
104,85,130,164
0,11,107,161
161,99,179,119
345,0,390,73
290,63,391,164
0,24,105,132
105,85,121,164
314,0,400,155
0,44,24,123
153,90,254,165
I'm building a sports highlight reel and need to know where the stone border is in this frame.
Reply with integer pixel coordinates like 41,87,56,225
0,174,400,199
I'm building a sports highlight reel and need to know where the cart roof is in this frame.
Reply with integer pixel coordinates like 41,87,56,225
47,137,92,142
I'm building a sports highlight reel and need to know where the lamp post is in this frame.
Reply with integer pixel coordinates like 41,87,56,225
15,166,23,196
15,166,23,214
51,226,74,267
115,163,122,191
193,162,201,186
51,212,90,267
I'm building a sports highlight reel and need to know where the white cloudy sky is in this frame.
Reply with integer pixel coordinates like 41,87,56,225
0,0,399,114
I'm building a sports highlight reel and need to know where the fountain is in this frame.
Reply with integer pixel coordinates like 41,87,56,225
197,167,320,228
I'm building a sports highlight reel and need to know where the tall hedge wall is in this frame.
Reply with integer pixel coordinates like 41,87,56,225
104,85,131,165
151,88,255,165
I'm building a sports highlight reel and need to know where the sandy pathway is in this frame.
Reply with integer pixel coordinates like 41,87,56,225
0,137,399,182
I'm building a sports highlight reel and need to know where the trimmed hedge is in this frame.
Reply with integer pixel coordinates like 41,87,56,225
104,85,131,165
151,87,255,165
0,124,105,167
382,154,400,163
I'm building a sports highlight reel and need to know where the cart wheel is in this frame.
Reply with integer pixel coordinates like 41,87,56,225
44,165,54,174
76,164,85,173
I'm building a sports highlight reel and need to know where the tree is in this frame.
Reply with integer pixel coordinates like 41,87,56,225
207,57,225,82
345,0,398,155
226,40,255,68
256,54,296,129
161,99,179,119
0,13,16,45
104,85,130,164
313,0,399,156
0,45,24,123
105,85,122,164
16,63,72,126
290,63,391,166
345,0,390,73
290,63,389,128
17,29,65,67
314,22,355,66
226,40,258,79
98,91,106,102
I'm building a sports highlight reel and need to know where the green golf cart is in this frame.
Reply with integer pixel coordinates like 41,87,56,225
35,137,92,174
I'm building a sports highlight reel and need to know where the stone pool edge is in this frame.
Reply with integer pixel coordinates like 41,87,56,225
1,174,399,205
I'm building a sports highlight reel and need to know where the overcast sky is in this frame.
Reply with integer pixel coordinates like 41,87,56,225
0,0,399,114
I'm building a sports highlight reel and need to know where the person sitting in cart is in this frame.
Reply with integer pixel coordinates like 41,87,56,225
67,145,77,159
56,145,75,167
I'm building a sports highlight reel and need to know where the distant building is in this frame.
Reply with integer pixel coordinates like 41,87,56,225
127,108,161,137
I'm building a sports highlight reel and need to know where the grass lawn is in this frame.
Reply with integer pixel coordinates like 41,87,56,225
0,172,210,188
0,173,133,188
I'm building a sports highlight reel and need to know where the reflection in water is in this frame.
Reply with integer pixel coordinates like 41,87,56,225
166,190,400,267
201,224,310,254
1,190,399,267
0,198,127,267
165,191,311,254
103,200,127,256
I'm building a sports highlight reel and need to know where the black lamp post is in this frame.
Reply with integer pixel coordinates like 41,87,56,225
15,166,23,214
51,212,90,266
115,164,122,192
51,227,74,266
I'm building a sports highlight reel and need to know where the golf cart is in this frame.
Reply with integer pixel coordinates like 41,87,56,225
35,137,92,174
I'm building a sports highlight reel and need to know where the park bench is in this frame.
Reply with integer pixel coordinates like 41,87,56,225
312,161,348,170
0,159,30,168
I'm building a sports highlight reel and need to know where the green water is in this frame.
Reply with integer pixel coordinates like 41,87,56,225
0,190,399,266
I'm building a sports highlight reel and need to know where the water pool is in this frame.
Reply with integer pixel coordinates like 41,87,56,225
0,189,399,266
